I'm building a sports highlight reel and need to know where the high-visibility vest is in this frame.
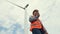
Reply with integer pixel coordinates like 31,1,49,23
30,19,43,31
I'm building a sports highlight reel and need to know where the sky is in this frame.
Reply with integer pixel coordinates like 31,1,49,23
0,0,60,34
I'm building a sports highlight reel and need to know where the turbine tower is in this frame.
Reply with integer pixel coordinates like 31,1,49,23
7,0,29,34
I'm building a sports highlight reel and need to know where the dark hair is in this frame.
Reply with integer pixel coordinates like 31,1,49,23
33,9,39,15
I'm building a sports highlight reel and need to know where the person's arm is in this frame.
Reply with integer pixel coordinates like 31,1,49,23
29,16,39,22
43,27,48,34
40,21,48,34
42,24,48,34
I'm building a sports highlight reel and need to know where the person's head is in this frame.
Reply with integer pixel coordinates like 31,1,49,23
33,9,40,16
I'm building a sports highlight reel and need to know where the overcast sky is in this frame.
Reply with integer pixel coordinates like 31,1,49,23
0,0,60,34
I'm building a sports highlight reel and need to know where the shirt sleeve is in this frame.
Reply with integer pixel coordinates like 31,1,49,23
29,16,39,22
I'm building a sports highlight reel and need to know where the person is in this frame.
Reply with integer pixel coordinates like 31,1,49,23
29,9,48,34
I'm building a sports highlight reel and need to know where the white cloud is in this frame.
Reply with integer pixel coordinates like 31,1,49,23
0,0,60,34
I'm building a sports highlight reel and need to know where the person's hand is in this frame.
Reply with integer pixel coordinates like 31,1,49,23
35,13,40,18
45,32,48,34
36,12,40,16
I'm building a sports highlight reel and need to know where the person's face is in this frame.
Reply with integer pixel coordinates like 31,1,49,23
33,12,39,16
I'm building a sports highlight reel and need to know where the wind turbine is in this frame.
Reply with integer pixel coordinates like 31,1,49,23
7,0,29,34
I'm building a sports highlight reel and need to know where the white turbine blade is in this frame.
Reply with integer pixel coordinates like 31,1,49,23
7,0,24,9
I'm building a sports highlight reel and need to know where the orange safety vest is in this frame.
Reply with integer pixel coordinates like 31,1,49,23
30,19,43,31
